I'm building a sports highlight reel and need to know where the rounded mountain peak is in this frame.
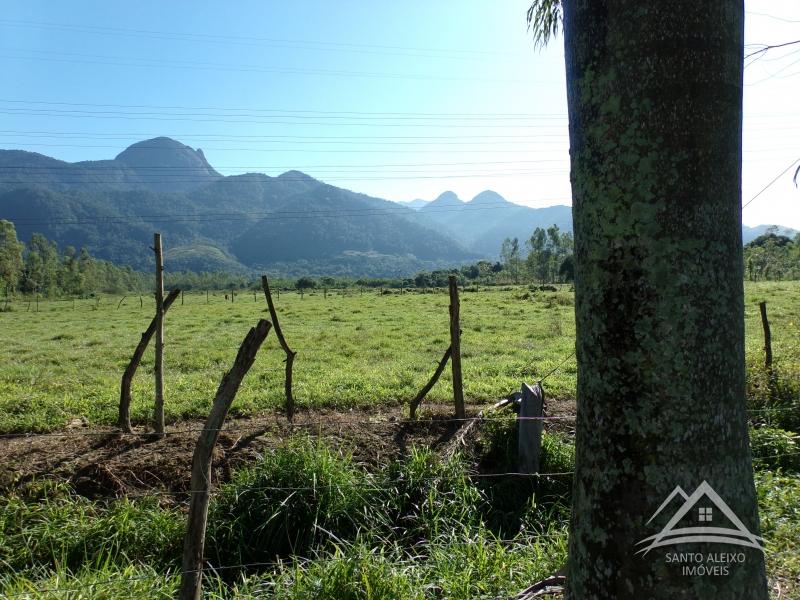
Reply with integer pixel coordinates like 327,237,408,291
469,190,508,206
114,137,221,191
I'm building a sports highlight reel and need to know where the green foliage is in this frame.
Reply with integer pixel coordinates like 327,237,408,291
526,0,562,49
209,440,377,565
750,427,800,473
755,472,800,589
382,447,485,542
744,230,800,281
0,482,182,573
0,219,24,293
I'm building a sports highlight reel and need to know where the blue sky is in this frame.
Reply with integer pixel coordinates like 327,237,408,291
1,1,799,228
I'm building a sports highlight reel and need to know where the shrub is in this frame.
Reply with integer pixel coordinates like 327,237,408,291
208,440,376,566
750,427,800,473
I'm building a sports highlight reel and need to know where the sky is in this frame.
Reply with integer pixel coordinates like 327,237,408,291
0,0,798,229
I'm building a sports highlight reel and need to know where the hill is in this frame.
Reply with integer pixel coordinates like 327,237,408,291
1,138,795,274
0,139,475,275
416,190,573,256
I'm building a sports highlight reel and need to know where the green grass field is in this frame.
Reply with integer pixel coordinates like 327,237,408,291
1,282,798,433
0,282,798,598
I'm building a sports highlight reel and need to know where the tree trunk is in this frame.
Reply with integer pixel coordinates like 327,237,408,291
562,1,767,598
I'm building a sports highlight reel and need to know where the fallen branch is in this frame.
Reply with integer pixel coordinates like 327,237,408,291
512,573,566,599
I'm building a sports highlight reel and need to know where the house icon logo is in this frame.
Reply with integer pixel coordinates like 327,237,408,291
636,480,765,555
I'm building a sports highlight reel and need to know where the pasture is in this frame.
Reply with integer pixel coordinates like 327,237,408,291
0,281,798,598
0,282,798,433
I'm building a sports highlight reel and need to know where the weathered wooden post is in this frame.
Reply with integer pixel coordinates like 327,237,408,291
119,289,181,433
261,275,297,420
179,319,271,600
181,290,184,306
518,382,544,474
409,346,452,419
448,275,466,419
153,232,166,437
759,301,772,369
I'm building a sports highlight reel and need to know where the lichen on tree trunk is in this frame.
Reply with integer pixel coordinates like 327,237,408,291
562,1,767,598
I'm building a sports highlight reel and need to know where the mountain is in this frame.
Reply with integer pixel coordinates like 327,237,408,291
112,137,222,192
418,190,572,256
395,199,429,210
0,139,476,275
0,138,222,194
1,138,795,274
742,224,798,245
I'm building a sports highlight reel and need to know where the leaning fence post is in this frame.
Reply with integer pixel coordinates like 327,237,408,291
518,382,544,474
409,346,452,419
179,319,271,600
448,275,466,419
261,275,297,421
119,289,181,433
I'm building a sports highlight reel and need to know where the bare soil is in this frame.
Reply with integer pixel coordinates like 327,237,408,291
0,398,576,503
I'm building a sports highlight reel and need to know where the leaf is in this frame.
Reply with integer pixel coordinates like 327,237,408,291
527,0,563,50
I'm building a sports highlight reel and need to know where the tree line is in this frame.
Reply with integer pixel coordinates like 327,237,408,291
744,229,800,281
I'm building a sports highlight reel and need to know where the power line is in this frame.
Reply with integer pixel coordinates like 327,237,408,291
0,158,565,169
0,50,528,85
0,17,516,58
0,98,568,119
0,108,568,128
3,201,571,227
742,157,800,209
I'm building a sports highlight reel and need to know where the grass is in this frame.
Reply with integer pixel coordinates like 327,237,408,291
0,286,581,432
0,281,798,597
1,282,798,432
0,441,569,599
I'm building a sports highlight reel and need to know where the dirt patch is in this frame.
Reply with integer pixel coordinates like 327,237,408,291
0,404,473,502
0,398,577,503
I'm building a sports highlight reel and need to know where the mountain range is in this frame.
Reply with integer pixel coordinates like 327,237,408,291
0,137,794,276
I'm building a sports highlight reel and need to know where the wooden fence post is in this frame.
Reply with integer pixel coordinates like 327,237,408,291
448,275,466,419
261,275,297,421
759,301,772,369
409,346,452,419
179,319,271,600
181,290,184,305
153,233,166,436
518,382,544,474
119,289,181,433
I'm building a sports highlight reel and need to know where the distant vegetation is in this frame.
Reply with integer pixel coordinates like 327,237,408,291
744,228,800,281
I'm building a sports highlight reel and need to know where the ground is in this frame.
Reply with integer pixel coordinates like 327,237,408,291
0,283,797,598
